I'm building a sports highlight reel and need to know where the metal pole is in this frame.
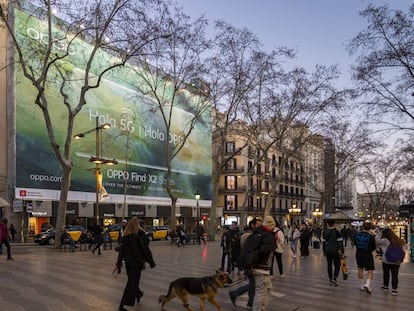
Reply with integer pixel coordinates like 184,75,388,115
95,116,100,224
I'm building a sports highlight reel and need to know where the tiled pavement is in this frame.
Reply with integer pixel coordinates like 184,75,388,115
0,240,413,311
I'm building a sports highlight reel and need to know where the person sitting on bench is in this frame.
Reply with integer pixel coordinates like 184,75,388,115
60,229,77,252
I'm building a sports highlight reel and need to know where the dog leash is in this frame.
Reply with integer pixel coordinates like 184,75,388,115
224,276,247,287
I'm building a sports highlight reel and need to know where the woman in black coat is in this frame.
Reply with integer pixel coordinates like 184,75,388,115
299,223,312,257
113,217,156,311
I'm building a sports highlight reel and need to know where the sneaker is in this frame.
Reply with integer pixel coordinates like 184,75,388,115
330,279,339,287
360,287,365,291
246,305,252,310
392,290,398,296
292,255,296,258
364,286,372,294
280,274,285,279
229,292,236,306
381,286,389,291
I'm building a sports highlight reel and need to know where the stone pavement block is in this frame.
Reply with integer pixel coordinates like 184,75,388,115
0,241,413,310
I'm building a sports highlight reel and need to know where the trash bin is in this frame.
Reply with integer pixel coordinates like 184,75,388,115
313,241,320,249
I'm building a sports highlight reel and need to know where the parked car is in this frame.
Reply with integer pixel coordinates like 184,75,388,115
34,228,55,245
146,226,170,240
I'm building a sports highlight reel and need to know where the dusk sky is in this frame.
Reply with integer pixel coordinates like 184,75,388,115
176,0,413,87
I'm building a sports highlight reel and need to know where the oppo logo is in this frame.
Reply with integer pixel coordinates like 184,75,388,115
26,27,77,55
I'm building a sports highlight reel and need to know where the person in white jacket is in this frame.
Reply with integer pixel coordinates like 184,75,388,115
288,223,300,258
375,228,405,296
270,220,285,277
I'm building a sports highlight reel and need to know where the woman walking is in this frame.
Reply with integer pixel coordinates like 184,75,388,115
113,217,156,311
376,228,405,296
288,223,300,258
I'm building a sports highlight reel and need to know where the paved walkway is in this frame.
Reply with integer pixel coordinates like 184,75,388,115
0,240,413,311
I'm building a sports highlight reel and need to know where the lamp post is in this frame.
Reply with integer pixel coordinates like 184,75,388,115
288,204,301,225
74,116,117,224
312,208,323,225
195,190,201,222
195,191,201,244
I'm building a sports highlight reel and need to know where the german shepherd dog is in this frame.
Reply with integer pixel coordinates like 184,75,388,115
159,270,232,311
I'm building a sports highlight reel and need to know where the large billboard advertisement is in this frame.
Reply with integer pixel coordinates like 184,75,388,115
14,8,212,207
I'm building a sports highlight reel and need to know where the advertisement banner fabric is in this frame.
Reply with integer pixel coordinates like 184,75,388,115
14,8,212,208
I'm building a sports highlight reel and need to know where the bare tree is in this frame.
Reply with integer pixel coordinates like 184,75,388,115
308,117,379,214
357,153,403,221
206,21,294,239
348,4,414,135
124,7,211,233
0,0,172,246
249,65,347,217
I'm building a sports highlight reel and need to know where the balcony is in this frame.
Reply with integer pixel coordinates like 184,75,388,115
219,185,247,193
223,165,245,174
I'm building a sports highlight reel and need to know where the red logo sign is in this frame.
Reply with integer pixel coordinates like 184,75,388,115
19,190,27,197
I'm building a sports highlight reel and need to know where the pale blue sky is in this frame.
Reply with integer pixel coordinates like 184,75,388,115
176,0,413,87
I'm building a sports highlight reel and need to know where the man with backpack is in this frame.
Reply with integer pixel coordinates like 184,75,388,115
236,216,276,310
229,218,262,309
354,222,376,293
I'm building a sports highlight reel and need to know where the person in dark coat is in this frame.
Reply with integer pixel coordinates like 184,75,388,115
299,222,311,257
323,220,344,286
91,222,103,255
0,218,13,260
236,216,276,310
113,217,156,311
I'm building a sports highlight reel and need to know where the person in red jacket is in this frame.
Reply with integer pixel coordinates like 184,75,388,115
0,218,14,260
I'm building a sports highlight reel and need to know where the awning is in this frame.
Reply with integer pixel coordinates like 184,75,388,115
0,197,10,208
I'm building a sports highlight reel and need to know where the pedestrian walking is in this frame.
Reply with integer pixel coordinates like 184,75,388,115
91,222,103,255
323,220,344,286
220,226,230,271
354,222,376,293
375,228,405,296
288,223,300,258
299,222,311,257
270,220,285,278
9,223,16,242
221,222,240,273
340,225,349,248
236,215,276,311
349,226,357,248
229,218,262,309
0,218,14,260
113,217,156,311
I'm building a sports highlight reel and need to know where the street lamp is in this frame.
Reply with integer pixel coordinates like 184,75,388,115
312,208,323,225
288,204,301,225
195,191,201,244
195,190,201,221
74,116,117,224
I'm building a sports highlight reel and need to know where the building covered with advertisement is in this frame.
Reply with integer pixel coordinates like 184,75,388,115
0,1,212,240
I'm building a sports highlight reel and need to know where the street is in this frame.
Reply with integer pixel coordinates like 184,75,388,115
0,240,413,311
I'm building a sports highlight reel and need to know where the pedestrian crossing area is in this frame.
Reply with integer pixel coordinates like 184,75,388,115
0,242,413,310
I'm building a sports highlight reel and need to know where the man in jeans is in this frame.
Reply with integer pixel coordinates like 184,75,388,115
323,220,344,286
229,218,262,309
237,216,276,311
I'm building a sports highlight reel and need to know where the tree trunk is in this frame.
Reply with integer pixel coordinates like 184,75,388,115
54,165,72,248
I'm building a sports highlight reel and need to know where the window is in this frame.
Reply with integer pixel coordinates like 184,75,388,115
226,158,236,170
226,142,235,153
225,195,237,210
225,176,236,190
